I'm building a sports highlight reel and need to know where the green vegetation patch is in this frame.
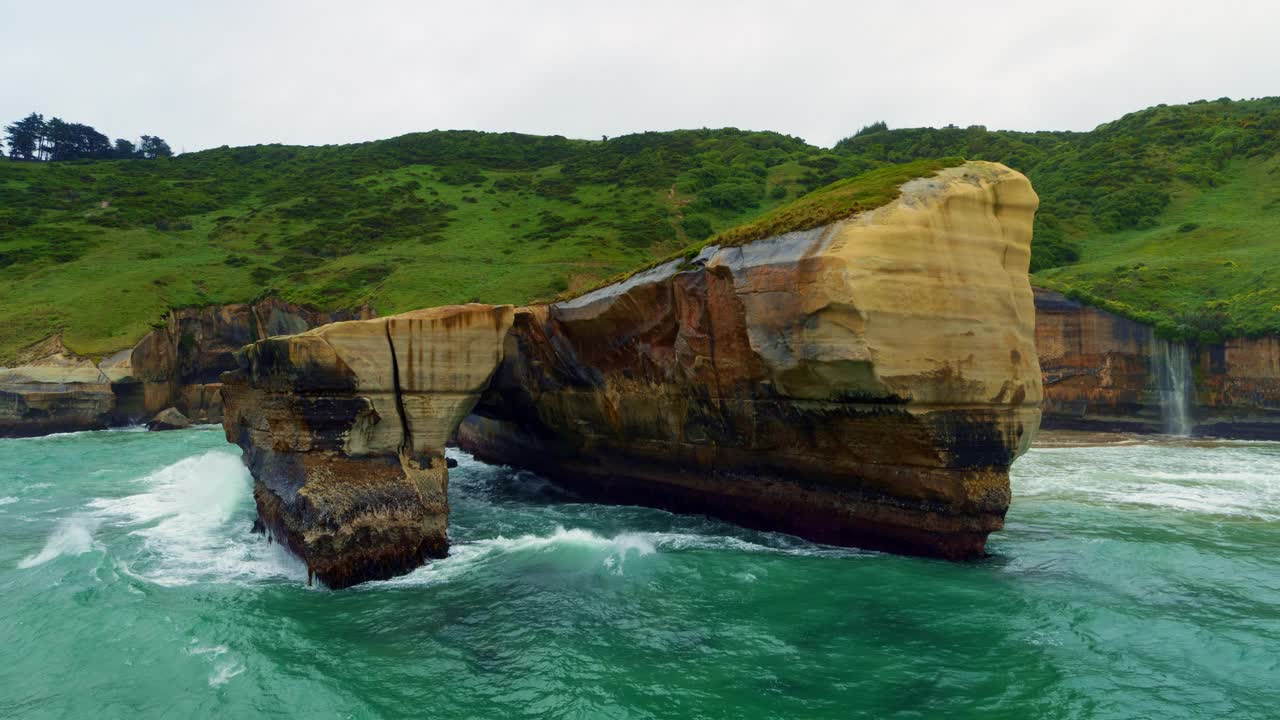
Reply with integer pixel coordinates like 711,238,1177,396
4,97,1280,360
557,158,963,301
707,157,963,248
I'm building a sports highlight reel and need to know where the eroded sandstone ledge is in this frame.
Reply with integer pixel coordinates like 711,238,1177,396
457,161,1043,561
220,305,513,588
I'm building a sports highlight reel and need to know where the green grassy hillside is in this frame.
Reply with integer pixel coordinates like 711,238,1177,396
0,129,871,361
836,98,1280,340
3,98,1279,362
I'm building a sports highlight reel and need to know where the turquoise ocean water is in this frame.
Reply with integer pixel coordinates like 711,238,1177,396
1,427,1276,719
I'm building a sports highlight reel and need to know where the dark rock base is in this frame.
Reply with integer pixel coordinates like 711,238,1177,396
455,416,1005,561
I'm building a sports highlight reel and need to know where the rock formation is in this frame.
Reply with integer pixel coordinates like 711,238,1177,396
147,407,192,432
1035,288,1280,437
219,161,1042,585
220,305,514,588
457,161,1043,562
0,299,371,437
0,335,116,437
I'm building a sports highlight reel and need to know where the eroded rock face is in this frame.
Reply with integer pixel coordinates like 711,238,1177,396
1036,288,1280,437
220,305,514,588
0,336,114,437
0,299,370,437
458,161,1042,560
121,299,374,423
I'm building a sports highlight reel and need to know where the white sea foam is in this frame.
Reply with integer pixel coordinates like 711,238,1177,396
188,642,244,687
17,515,101,568
377,525,863,588
91,451,305,586
1014,444,1280,520
208,662,245,687
0,496,17,507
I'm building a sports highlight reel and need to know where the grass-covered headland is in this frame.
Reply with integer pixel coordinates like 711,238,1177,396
2,98,1278,362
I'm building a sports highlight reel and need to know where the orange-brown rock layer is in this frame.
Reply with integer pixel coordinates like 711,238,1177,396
1035,288,1280,438
221,305,514,588
0,299,370,438
458,161,1043,560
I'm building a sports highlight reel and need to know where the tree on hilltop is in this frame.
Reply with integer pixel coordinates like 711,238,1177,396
5,111,172,161
4,112,46,160
139,135,172,159
114,138,137,158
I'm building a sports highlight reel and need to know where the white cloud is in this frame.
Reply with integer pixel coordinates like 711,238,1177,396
1,0,1276,151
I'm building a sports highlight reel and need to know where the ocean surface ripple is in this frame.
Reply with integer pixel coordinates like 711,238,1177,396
1,427,1277,719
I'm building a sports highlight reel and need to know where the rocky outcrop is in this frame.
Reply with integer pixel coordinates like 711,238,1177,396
147,407,192,432
209,160,1040,586
458,161,1042,561
115,299,374,423
1035,288,1280,438
0,299,371,437
220,305,514,588
0,335,115,437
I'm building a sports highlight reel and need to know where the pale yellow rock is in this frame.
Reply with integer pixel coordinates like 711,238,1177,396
0,340,108,386
705,160,1042,454
220,303,516,587
294,305,516,455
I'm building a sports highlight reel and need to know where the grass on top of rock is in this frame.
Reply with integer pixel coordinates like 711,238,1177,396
708,157,964,247
555,157,965,301
833,97,1280,340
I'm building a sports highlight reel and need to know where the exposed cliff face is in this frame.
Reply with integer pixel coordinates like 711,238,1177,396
1035,288,1280,438
0,299,371,438
220,305,514,588
458,161,1042,561
0,335,115,437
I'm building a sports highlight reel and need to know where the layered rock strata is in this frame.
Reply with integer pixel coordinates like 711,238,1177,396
220,305,514,588
458,161,1043,561
1035,288,1280,437
0,299,370,437
0,335,116,437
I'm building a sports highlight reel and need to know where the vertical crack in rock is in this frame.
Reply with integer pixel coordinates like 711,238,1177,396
384,319,413,454
456,161,1044,561
222,305,514,588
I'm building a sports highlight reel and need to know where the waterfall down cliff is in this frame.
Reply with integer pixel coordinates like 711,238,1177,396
1154,338,1194,436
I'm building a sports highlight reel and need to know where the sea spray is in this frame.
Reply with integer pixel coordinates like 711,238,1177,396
88,450,306,585
17,515,101,568
1153,337,1194,436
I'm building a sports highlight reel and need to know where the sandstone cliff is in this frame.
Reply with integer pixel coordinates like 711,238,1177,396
1035,288,1280,437
0,299,370,437
0,335,116,437
220,305,514,588
457,161,1043,561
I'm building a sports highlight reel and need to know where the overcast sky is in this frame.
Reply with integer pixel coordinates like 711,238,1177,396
2,1,1276,152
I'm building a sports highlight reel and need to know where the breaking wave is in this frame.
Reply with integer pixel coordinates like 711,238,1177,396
87,451,305,586
17,515,101,568
377,525,866,588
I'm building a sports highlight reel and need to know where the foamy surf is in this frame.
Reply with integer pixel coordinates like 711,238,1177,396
1014,443,1280,520
17,515,101,568
376,525,865,588
88,451,306,586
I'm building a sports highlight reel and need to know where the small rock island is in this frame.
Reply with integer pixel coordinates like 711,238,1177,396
220,160,1043,588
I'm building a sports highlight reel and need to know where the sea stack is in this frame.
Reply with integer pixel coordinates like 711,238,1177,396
220,305,515,588
457,161,1042,561
224,160,1042,586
